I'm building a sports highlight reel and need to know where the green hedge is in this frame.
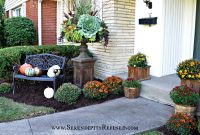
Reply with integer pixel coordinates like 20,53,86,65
4,17,37,46
0,45,92,80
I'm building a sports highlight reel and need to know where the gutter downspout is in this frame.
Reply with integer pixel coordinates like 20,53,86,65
38,0,43,46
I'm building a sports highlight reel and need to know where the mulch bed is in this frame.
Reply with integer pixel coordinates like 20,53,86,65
2,80,123,112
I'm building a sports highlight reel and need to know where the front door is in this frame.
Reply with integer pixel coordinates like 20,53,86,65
194,0,200,60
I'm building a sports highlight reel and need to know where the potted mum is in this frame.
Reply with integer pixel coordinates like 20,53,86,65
177,59,200,92
170,85,199,115
166,113,197,135
122,78,141,99
128,53,151,80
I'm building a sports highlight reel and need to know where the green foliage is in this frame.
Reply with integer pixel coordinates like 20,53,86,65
78,14,102,41
136,130,163,135
4,17,37,46
103,76,123,95
54,83,81,105
128,53,148,68
170,85,199,106
198,117,200,134
0,3,4,47
166,113,197,135
0,45,92,80
75,0,92,18
122,78,141,88
83,81,108,99
176,59,200,80
0,83,12,94
0,97,54,122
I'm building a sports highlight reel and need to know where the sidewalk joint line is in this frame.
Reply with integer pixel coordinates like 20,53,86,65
28,119,34,135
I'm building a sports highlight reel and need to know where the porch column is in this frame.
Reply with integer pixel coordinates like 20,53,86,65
88,0,136,80
38,0,43,46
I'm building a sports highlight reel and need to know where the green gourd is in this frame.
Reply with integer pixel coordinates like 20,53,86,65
25,67,35,77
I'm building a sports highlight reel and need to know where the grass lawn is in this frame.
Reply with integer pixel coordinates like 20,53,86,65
136,130,163,135
0,97,55,123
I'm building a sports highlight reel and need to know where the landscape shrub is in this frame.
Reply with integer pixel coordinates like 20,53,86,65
54,83,81,105
0,83,12,94
103,76,123,95
4,17,37,46
83,81,108,99
166,113,197,135
0,45,92,80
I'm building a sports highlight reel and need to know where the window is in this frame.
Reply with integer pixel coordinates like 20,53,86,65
13,6,22,17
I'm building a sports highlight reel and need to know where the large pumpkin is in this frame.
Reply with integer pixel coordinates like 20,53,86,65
25,67,35,77
19,63,32,75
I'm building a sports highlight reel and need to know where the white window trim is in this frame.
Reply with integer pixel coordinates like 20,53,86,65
13,6,22,17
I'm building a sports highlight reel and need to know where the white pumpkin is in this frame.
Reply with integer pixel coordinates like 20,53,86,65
44,87,54,99
47,65,61,78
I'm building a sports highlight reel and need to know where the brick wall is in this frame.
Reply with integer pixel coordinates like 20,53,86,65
42,0,57,45
26,0,38,44
88,0,136,80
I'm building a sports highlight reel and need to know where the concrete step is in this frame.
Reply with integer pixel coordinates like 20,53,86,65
115,73,200,115
140,75,180,106
115,73,179,106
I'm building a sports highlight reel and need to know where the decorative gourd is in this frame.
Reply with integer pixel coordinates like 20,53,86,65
47,65,61,78
25,67,35,77
44,87,54,99
19,63,32,75
34,67,43,76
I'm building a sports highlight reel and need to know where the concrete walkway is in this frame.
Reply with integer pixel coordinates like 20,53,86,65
0,98,174,135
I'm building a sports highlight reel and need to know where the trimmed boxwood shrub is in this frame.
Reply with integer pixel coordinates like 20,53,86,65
0,82,12,94
4,17,37,46
54,83,81,105
0,45,92,80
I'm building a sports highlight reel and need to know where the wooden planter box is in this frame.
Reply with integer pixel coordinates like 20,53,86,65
128,66,151,80
124,87,140,99
175,104,196,116
181,79,200,93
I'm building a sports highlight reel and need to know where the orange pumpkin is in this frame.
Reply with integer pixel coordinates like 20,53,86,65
19,63,33,75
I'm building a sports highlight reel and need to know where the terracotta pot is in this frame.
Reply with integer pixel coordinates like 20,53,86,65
175,104,196,116
181,79,200,93
128,66,151,81
124,87,140,99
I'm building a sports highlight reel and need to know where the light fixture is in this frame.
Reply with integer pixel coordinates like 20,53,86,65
143,0,152,9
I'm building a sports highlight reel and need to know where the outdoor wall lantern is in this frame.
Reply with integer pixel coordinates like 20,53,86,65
143,0,152,9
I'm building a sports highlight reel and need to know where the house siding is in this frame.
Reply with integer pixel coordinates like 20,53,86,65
5,0,26,11
88,0,135,80
42,0,57,45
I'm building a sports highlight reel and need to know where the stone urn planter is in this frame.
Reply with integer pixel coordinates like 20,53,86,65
128,66,151,80
124,87,140,99
175,104,196,116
